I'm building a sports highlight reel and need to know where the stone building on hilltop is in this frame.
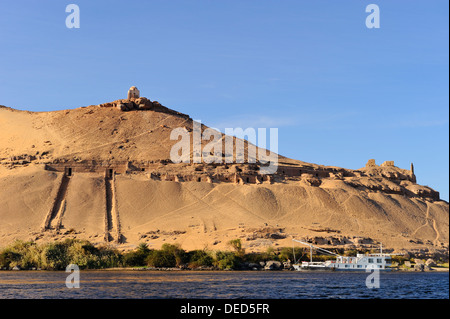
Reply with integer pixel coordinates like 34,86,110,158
127,86,140,100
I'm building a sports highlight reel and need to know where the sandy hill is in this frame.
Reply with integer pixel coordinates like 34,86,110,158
0,98,448,258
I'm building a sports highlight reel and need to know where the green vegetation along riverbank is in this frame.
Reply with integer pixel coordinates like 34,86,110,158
0,239,448,271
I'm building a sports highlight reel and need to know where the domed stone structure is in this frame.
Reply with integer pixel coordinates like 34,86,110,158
127,86,140,100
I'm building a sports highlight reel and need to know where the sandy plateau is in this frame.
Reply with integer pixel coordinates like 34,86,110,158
0,98,448,258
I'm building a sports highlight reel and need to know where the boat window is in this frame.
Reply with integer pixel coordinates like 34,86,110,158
377,258,382,263
357,265,362,268
368,258,374,263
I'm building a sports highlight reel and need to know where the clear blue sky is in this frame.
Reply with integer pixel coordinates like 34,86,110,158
0,0,448,200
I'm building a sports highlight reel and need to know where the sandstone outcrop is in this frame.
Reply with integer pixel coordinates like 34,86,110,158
264,260,282,270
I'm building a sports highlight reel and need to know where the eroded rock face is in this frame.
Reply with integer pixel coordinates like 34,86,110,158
98,97,190,120
305,236,367,246
426,258,437,267
302,174,322,187
404,183,440,201
264,260,282,270
414,263,425,271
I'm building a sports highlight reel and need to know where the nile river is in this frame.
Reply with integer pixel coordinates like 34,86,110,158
0,271,448,299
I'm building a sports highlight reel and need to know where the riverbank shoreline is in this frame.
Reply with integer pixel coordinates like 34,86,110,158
1,266,448,272
2,239,448,272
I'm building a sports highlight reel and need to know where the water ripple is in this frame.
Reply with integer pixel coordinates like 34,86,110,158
0,271,448,299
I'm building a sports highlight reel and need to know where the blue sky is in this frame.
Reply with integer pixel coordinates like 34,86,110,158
0,1,448,200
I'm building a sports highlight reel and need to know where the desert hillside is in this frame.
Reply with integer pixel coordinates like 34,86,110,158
0,98,448,258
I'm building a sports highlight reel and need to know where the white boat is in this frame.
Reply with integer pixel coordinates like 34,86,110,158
292,239,392,271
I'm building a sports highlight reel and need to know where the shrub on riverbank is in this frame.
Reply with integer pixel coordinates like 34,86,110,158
212,251,240,270
146,243,187,268
0,239,122,270
187,250,214,268
123,243,151,267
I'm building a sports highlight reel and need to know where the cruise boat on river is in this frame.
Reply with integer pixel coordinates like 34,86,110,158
292,239,392,271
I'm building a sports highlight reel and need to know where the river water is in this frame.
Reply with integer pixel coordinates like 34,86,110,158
0,270,448,299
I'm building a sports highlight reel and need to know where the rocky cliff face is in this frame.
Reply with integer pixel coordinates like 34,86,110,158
0,98,448,257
